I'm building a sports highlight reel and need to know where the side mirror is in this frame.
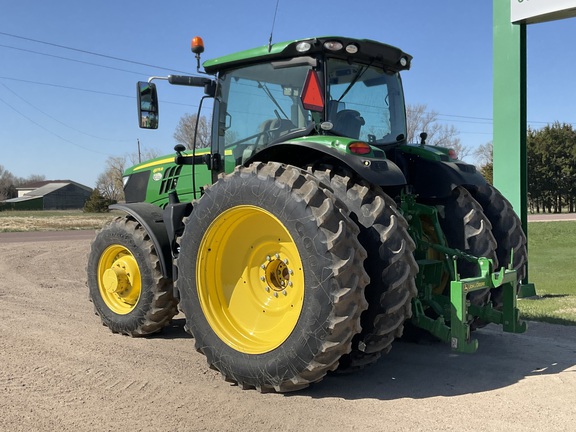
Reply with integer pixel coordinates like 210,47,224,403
137,81,159,129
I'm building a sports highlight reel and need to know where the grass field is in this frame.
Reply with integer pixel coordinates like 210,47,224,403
0,209,120,232
518,221,576,325
1,210,575,325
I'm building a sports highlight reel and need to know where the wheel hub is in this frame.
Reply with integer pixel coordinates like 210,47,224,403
102,266,131,294
97,245,141,314
260,253,293,296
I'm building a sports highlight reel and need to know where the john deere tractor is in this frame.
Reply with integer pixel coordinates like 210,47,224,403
87,36,528,392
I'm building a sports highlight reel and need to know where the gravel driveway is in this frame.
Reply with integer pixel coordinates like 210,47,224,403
1,231,575,432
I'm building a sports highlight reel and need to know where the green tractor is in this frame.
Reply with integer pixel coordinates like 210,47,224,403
87,36,528,392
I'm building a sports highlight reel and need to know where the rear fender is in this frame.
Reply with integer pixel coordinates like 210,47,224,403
246,142,407,187
394,147,486,198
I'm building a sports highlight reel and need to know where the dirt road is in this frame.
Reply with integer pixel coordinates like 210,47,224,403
1,231,575,432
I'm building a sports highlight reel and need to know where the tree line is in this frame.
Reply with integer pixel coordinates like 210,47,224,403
0,165,45,201
475,122,576,213
527,122,576,213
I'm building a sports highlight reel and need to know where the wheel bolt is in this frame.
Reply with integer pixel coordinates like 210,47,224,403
274,292,278,298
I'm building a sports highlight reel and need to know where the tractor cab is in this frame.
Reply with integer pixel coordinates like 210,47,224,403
138,37,411,177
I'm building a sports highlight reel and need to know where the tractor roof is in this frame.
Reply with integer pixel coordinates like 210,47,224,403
202,36,412,75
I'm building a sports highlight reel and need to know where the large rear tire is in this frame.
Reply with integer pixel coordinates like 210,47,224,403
176,162,369,392
470,183,528,307
87,216,178,336
432,186,498,305
311,168,417,371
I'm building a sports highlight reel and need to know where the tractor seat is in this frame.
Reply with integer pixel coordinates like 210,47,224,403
332,109,365,139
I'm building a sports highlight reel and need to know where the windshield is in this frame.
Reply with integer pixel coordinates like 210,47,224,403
216,61,313,165
326,58,406,145
215,57,407,166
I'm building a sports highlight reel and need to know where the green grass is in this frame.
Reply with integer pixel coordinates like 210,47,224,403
518,221,576,325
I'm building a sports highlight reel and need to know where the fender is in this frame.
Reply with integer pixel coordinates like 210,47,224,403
393,146,486,199
247,141,407,187
109,203,173,279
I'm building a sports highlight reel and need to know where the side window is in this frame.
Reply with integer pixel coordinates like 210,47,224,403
218,63,312,166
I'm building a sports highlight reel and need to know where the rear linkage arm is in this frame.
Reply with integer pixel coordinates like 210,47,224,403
400,192,527,353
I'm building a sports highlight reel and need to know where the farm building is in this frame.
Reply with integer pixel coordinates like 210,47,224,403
1,180,92,210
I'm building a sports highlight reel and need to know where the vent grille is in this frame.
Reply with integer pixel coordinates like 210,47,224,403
159,165,182,195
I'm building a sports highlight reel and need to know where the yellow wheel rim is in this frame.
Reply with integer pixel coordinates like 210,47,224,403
196,205,305,355
97,245,141,315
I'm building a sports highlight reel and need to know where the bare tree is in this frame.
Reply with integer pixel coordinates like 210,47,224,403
474,142,493,184
96,156,126,202
128,147,161,166
0,166,46,201
173,113,211,149
0,165,16,201
406,103,472,160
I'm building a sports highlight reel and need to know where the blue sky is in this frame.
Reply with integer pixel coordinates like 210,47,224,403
1,0,575,188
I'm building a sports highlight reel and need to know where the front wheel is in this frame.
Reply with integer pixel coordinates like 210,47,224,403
176,162,369,392
87,216,178,336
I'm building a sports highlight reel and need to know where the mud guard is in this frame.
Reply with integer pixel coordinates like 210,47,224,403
396,153,487,199
248,141,407,187
109,203,173,279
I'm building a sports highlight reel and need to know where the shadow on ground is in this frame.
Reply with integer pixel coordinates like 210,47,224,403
294,322,576,400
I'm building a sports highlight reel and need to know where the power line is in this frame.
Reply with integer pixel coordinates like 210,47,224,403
0,92,111,155
0,43,148,76
0,76,199,108
0,82,133,142
0,31,194,75
0,76,132,99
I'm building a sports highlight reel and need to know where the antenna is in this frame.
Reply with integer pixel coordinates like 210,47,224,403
268,0,281,53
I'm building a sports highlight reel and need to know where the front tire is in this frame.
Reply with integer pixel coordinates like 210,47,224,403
176,162,369,392
87,216,178,336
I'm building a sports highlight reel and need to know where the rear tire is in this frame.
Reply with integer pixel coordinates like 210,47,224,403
470,183,527,307
87,216,178,336
311,168,417,371
176,162,369,392
432,186,498,305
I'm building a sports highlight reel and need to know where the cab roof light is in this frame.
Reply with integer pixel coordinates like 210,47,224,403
296,41,312,52
324,41,343,51
348,141,371,155
345,44,359,54
448,149,458,160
